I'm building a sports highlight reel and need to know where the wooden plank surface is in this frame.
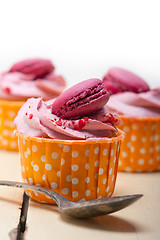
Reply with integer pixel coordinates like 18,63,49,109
0,151,160,240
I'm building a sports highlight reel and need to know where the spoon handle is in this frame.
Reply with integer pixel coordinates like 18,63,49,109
0,180,67,206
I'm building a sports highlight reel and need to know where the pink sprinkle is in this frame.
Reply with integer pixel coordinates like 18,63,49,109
83,117,89,123
4,87,11,94
28,114,33,119
56,119,62,126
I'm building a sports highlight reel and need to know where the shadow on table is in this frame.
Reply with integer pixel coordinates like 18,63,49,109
0,195,59,214
0,195,146,234
0,196,22,206
60,214,145,233
30,200,59,213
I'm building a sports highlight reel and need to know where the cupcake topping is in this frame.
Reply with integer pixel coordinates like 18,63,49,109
15,97,120,139
9,58,54,79
107,89,160,117
103,67,150,95
0,58,66,100
52,78,110,119
15,79,121,140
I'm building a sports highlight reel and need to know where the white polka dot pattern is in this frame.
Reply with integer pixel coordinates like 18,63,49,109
85,163,89,170
66,175,71,182
106,186,110,192
45,164,52,170
18,134,122,204
51,182,58,189
33,165,39,171
29,178,33,184
122,152,127,158
61,158,65,165
72,191,79,198
138,159,144,165
103,178,107,184
72,151,79,158
124,126,130,132
63,145,70,152
94,147,99,155
85,190,91,196
72,164,79,171
103,149,108,156
119,117,160,172
95,160,99,167
99,168,104,175
72,178,79,185
32,145,37,152
85,177,90,183
85,149,89,156
27,148,31,155
41,155,46,162
0,100,25,151
51,152,59,159
62,188,69,195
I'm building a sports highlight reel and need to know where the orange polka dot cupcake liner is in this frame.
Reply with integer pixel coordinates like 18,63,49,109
118,116,160,172
16,130,124,204
0,99,25,151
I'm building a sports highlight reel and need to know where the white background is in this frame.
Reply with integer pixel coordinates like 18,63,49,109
0,0,159,88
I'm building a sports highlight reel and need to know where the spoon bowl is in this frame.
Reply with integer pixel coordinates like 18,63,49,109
0,180,143,218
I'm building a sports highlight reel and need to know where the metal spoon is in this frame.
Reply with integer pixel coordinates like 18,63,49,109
0,180,143,218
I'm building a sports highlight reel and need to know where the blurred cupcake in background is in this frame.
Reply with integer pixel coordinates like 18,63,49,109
103,67,160,172
0,58,66,151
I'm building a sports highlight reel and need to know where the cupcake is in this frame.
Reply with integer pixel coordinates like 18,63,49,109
0,58,66,151
14,78,124,204
103,67,160,172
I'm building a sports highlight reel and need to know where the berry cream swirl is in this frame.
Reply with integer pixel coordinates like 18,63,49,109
14,97,121,140
0,58,66,100
107,89,160,117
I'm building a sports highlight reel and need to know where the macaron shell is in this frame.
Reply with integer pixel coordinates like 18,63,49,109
9,58,55,78
57,93,109,119
52,78,110,119
103,67,150,94
52,78,103,109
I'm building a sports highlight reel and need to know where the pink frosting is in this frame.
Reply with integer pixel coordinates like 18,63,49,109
0,72,66,100
107,89,160,117
14,98,121,140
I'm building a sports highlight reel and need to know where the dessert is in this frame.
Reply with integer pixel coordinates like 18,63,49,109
103,67,150,95
9,58,54,78
0,58,66,151
15,78,124,204
104,68,160,172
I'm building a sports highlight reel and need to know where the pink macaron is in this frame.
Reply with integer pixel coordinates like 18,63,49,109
52,78,110,119
103,67,150,95
9,58,54,78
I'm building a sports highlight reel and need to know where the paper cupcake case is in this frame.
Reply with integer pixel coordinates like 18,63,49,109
0,99,25,151
118,116,160,172
16,131,123,204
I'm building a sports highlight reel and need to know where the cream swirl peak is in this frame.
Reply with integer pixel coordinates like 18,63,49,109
0,58,66,100
14,97,121,139
107,89,160,117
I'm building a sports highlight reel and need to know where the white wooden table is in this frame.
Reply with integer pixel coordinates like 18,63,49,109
0,150,160,240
